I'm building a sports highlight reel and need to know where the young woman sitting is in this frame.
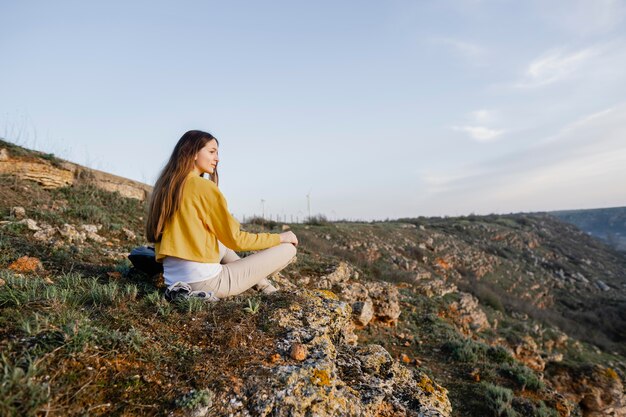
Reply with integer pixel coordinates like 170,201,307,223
145,130,298,299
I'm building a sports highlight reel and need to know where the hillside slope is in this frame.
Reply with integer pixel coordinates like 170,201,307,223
1,140,625,417
550,207,626,252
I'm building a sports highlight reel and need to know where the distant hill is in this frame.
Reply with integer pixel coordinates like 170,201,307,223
549,207,626,252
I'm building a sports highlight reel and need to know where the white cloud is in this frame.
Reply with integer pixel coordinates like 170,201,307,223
515,46,599,88
452,125,505,142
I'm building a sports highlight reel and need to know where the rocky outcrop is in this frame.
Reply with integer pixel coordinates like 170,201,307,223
316,261,359,289
0,147,151,200
210,289,451,416
512,335,546,372
367,282,402,326
444,292,490,335
546,363,626,417
415,278,458,298
311,262,402,328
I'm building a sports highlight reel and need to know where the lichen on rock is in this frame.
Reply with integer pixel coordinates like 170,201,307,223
214,289,452,416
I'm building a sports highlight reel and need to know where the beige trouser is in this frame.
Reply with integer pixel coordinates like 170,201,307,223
188,241,297,298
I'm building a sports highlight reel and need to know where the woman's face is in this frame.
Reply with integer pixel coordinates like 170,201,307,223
194,139,219,175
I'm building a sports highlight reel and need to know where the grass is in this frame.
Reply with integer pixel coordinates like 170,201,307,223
0,267,283,415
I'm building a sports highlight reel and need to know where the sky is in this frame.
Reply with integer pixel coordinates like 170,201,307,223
1,0,626,221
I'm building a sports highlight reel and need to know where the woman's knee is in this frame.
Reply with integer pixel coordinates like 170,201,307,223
281,243,297,259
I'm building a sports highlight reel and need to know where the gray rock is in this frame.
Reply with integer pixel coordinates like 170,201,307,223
351,299,374,327
367,282,401,326
216,289,451,417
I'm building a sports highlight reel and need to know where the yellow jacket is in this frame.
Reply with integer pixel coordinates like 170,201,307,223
155,171,281,263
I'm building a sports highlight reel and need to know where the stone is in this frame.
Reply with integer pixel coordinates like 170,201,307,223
414,269,432,280
289,343,307,361
339,281,369,302
415,279,458,298
351,299,374,327
59,223,85,244
316,261,358,289
17,218,40,231
122,227,136,240
10,206,26,219
81,224,100,234
367,282,401,326
33,225,58,242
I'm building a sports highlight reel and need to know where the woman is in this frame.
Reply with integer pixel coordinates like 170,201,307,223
145,130,298,299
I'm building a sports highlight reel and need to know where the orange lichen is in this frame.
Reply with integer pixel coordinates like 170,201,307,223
435,258,451,270
311,369,332,386
418,374,437,395
268,353,281,364
8,256,44,274
417,373,448,404
605,367,620,381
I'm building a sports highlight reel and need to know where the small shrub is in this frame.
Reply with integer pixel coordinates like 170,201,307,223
536,400,558,417
487,345,515,364
102,327,146,353
480,381,517,417
304,214,329,226
246,216,277,229
175,388,214,410
1,222,28,235
442,337,487,363
68,204,108,225
61,318,99,353
498,363,544,391
0,355,49,417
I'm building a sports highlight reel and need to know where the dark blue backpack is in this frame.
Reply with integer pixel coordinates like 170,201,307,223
128,246,163,277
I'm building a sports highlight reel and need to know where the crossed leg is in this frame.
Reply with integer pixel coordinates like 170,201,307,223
219,242,275,293
189,242,297,298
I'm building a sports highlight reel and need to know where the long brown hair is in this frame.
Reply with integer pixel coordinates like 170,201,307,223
146,130,219,243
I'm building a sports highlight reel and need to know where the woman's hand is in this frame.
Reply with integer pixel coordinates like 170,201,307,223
279,231,298,246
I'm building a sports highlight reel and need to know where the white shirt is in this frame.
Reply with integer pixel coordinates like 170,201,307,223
162,256,223,286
